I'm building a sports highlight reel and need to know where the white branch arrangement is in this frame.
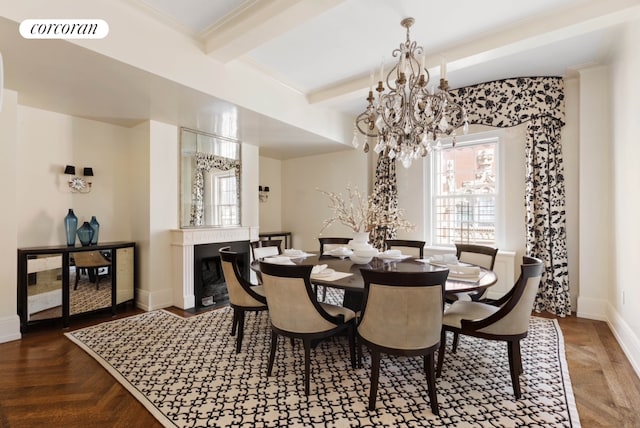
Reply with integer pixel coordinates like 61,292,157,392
317,186,415,234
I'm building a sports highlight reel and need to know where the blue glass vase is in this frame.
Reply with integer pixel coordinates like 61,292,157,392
89,216,100,245
76,221,94,247
64,209,78,246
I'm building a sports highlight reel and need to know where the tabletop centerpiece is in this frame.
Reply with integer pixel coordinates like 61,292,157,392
318,186,414,263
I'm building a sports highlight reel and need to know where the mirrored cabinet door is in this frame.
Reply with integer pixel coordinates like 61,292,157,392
69,249,113,316
25,254,63,322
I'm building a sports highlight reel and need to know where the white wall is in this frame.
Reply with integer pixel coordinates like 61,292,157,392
258,156,283,233
576,66,612,321
608,20,640,375
16,106,133,246
281,149,369,251
0,89,19,343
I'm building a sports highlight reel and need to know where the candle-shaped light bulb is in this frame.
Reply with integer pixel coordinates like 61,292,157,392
420,55,426,77
369,72,373,92
440,56,447,81
379,61,384,82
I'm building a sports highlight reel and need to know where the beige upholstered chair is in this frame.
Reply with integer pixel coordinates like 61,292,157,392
384,239,426,258
437,256,544,399
250,239,282,260
447,244,499,349
358,269,448,414
219,247,268,354
259,262,356,396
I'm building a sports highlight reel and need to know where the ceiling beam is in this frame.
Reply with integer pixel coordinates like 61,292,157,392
308,0,640,105
203,0,346,63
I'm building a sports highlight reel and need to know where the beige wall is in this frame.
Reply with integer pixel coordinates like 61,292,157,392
280,149,369,251
258,156,283,234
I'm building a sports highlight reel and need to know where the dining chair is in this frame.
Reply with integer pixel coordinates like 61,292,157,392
250,239,282,260
448,244,498,302
436,256,544,399
259,261,356,396
219,247,268,354
358,268,448,414
384,239,426,258
318,237,351,254
317,237,351,301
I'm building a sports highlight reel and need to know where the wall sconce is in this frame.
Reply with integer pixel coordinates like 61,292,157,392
259,185,270,203
64,164,93,193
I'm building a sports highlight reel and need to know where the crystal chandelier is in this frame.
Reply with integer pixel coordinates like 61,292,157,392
353,17,468,168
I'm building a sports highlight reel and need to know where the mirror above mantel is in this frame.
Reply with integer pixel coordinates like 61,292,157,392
180,128,241,228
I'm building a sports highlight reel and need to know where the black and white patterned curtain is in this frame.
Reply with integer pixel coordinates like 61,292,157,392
370,76,570,316
449,76,570,316
369,155,398,251
190,153,241,226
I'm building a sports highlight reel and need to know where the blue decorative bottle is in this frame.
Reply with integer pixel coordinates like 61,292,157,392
64,209,78,246
89,216,100,245
76,222,94,247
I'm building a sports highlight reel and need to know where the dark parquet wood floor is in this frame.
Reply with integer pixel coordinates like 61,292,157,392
1,307,638,427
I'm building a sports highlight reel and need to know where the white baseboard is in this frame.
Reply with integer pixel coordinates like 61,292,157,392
0,314,21,344
135,287,174,311
606,304,640,378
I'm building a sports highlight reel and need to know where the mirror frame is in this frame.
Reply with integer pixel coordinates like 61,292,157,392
180,128,242,228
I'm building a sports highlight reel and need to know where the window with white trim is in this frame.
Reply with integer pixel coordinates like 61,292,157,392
429,137,499,246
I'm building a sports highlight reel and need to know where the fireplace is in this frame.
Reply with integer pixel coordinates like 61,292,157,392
171,227,259,310
193,240,249,310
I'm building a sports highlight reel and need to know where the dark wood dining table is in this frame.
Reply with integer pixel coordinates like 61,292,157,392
251,253,497,310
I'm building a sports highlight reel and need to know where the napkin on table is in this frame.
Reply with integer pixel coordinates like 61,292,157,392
312,264,328,275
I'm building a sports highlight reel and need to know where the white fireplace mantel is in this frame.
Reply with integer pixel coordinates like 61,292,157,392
171,227,259,309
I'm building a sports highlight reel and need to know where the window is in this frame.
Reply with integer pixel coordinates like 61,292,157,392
428,136,499,246
214,172,238,226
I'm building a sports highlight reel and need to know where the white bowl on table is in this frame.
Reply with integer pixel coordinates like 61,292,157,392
349,247,378,264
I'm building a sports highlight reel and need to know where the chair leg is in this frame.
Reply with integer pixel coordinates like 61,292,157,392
74,268,80,290
348,322,356,369
267,331,278,377
424,352,439,416
436,330,446,377
303,338,312,396
452,332,460,353
231,309,238,336
357,334,363,369
507,340,522,399
321,286,327,302
368,350,381,410
235,310,245,354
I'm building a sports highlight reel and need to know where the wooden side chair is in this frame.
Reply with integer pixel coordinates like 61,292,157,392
437,256,544,399
259,261,356,396
358,268,448,414
384,239,426,258
219,247,268,354
318,237,351,255
250,239,282,260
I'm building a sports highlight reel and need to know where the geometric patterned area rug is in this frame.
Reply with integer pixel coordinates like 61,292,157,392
66,296,581,427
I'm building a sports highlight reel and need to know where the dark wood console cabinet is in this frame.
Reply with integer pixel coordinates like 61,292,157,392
17,241,135,332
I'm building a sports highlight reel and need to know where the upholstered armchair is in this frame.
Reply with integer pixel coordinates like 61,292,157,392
259,262,356,396
219,247,268,354
437,256,544,399
358,269,448,414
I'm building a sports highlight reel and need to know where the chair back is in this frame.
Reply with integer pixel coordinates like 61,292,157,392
384,239,425,258
251,240,282,260
260,262,340,333
318,237,350,254
219,247,266,307
358,269,448,350
475,256,544,336
455,244,498,270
